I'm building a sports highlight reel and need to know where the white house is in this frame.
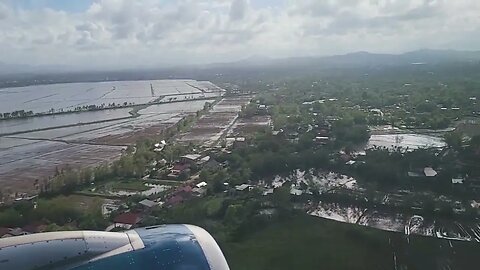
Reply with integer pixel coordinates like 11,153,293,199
424,167,437,177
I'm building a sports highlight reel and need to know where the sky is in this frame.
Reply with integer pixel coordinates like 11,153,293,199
1,0,479,69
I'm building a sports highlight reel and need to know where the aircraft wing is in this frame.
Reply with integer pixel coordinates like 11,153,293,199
0,224,230,270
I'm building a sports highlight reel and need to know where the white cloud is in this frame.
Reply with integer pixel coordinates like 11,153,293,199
0,0,479,69
229,0,248,21
0,2,9,20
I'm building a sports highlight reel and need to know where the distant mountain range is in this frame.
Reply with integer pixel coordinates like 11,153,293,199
204,49,480,70
1,49,480,87
0,62,71,76
2,49,480,76
0,62,33,75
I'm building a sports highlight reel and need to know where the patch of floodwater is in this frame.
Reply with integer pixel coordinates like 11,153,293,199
142,184,172,196
309,204,411,234
0,140,64,165
271,170,360,194
367,134,446,150
132,113,178,126
60,102,212,142
62,114,179,141
139,99,215,115
308,203,365,223
0,108,132,135
109,184,172,197
0,137,39,149
435,227,472,241
405,215,435,236
210,105,243,113
359,211,406,232
12,118,132,140
0,79,212,114
308,203,478,242
163,116,185,124
158,93,217,103
59,123,132,141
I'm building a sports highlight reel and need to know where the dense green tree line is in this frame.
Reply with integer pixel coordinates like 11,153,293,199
0,196,107,230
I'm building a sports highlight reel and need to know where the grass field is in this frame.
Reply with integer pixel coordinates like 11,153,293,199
110,180,148,191
221,215,480,270
41,195,103,211
222,215,391,270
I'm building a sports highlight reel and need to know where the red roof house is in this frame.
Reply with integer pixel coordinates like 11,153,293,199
166,195,185,207
0,227,10,238
113,212,142,229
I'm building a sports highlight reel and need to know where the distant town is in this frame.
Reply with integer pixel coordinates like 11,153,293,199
1,56,480,269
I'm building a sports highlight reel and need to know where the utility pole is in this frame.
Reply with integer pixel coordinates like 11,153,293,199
151,83,155,97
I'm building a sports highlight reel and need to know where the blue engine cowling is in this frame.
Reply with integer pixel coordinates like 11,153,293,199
0,224,230,270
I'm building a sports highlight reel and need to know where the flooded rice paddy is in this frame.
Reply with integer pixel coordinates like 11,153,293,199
0,108,132,135
0,80,223,195
0,80,220,113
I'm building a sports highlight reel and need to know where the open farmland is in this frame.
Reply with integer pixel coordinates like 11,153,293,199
177,96,252,146
0,80,224,196
228,115,272,137
0,79,222,114
0,141,124,193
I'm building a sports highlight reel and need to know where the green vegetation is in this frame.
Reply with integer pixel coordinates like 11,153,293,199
0,97,216,232
110,179,148,192
222,214,480,270
148,192,479,270
223,215,391,270
2,62,480,269
0,195,107,230
252,64,479,131
217,132,330,182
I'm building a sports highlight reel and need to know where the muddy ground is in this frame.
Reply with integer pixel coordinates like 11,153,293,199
177,96,252,146
0,100,219,197
228,115,272,137
0,142,124,195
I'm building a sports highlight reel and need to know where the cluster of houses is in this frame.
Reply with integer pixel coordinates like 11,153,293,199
107,180,210,231
106,150,222,231
407,167,439,179
105,139,243,232
0,224,46,238
167,154,220,179
273,117,333,147
106,95,479,232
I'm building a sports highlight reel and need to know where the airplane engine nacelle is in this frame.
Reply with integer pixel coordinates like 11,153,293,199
0,224,230,270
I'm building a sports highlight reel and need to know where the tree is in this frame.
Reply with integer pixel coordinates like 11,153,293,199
444,132,462,151
0,208,24,227
200,169,213,182
224,204,247,227
78,199,107,230
272,186,292,215
178,171,189,181
239,103,257,118
34,197,81,225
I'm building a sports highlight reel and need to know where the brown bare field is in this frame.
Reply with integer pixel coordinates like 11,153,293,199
177,97,252,146
0,142,124,195
91,123,172,145
229,115,272,137
0,82,225,197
